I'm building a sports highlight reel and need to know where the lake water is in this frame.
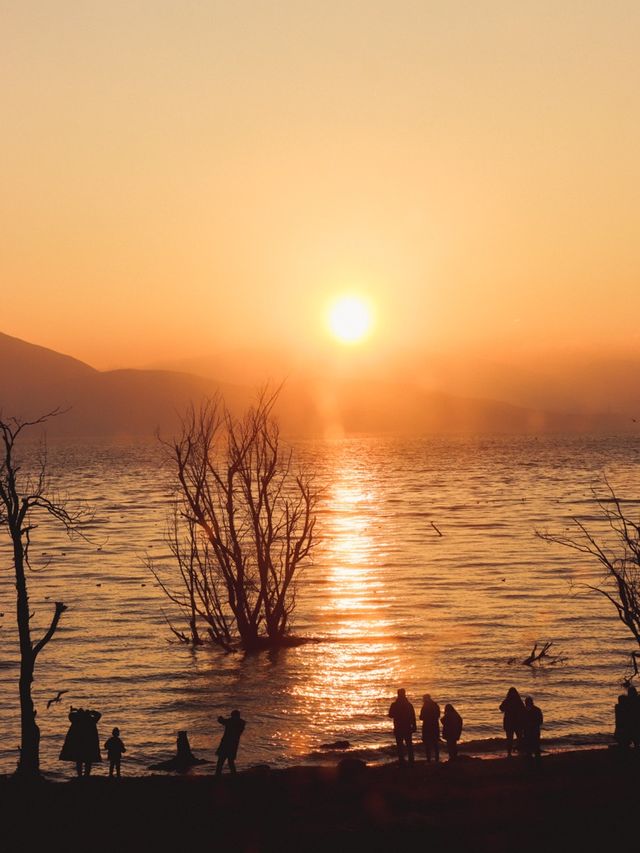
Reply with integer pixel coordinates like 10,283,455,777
1,434,639,777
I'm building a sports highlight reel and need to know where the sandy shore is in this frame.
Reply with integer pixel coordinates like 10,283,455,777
2,748,638,852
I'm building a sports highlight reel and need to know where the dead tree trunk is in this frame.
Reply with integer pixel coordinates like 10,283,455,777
15,534,40,775
1,412,83,777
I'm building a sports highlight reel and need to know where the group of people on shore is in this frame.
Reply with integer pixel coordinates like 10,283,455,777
58,706,245,777
389,687,544,764
58,683,637,777
59,708,126,778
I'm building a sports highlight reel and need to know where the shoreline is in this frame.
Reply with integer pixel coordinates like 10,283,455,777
0,733,614,780
3,747,638,851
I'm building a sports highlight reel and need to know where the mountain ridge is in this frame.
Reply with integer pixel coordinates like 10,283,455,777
0,331,629,437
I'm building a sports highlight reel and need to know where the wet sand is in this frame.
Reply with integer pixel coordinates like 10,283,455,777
1,748,637,852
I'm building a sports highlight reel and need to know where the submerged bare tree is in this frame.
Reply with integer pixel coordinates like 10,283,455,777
538,479,640,677
150,506,233,648
155,391,318,651
0,411,87,776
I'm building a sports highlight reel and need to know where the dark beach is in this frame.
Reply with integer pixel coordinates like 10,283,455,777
2,748,637,852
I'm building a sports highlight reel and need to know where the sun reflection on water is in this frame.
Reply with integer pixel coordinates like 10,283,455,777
289,464,403,747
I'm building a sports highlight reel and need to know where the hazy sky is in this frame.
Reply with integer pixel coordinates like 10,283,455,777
2,1,639,369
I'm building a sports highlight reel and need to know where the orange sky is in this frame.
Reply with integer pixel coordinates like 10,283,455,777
1,2,639,370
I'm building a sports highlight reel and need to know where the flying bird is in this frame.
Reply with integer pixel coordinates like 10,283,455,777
47,690,69,710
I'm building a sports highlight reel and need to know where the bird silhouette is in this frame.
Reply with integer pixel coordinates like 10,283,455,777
46,689,69,710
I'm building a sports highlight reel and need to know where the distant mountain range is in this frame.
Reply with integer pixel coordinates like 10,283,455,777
0,332,244,437
0,332,630,437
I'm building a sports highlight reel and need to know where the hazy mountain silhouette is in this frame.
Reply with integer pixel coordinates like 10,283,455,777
0,332,246,436
0,332,628,437
275,377,625,436
408,351,640,419
149,346,640,422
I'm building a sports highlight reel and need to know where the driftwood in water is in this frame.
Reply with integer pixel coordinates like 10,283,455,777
149,731,206,772
512,642,566,667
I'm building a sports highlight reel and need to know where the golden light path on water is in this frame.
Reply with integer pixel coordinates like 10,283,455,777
282,463,404,759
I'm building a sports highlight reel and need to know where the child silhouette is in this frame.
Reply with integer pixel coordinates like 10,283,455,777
104,727,126,778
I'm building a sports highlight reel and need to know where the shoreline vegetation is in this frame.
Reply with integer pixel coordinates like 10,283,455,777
2,748,637,851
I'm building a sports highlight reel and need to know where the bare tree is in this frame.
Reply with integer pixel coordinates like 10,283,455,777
156,391,318,651
0,411,86,776
149,506,234,649
537,478,640,676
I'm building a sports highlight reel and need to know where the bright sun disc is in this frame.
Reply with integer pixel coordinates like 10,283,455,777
328,296,373,344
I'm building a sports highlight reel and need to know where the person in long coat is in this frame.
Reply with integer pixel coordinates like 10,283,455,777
388,688,417,765
215,710,246,775
59,707,102,776
499,687,524,757
442,704,463,761
626,685,640,748
522,696,544,760
419,694,441,762
615,693,632,749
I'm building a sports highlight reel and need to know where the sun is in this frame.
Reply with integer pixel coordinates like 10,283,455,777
328,295,374,344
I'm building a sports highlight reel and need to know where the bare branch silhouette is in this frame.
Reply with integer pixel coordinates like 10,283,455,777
515,641,566,667
537,476,640,676
153,389,318,651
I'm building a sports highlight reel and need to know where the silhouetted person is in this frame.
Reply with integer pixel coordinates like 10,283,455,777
626,685,640,748
442,704,463,761
216,710,245,776
499,687,524,756
104,727,126,778
419,694,441,762
59,707,102,776
388,688,417,765
615,694,632,749
522,697,543,760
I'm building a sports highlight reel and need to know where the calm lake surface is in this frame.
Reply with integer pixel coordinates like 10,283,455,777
1,435,640,777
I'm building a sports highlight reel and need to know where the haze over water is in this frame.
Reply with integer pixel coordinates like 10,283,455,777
1,434,639,777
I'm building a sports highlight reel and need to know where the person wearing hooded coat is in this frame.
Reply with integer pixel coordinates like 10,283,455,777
522,696,544,760
59,707,102,776
442,704,463,761
419,694,441,762
499,687,524,757
215,710,246,775
615,693,632,749
626,685,640,748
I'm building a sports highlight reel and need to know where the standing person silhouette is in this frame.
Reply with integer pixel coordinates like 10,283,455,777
442,704,463,761
615,693,632,749
59,707,102,777
626,685,640,748
388,688,417,765
499,687,524,757
419,694,441,762
522,697,543,760
104,727,126,778
215,710,246,776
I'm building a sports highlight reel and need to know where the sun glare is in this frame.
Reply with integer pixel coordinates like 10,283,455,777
328,295,373,344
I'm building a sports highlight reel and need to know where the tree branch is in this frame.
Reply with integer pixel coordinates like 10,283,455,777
32,601,68,659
